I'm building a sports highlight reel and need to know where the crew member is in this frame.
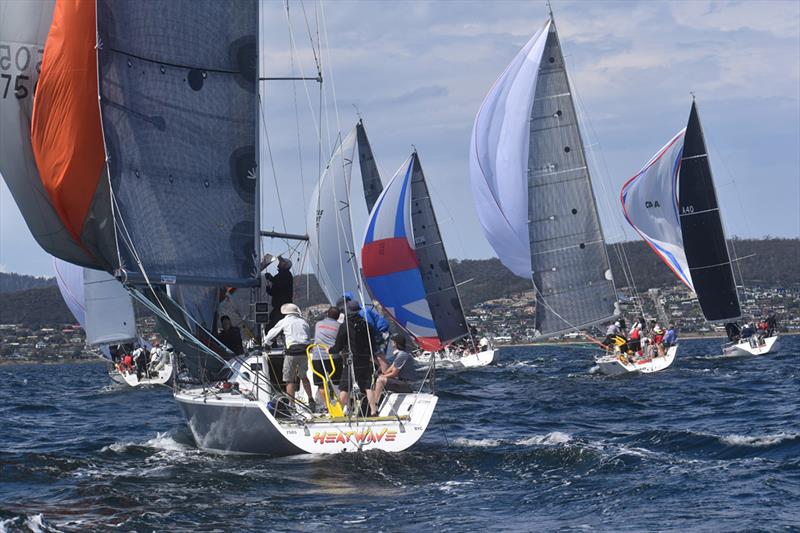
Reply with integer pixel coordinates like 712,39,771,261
217,315,244,357
263,303,314,410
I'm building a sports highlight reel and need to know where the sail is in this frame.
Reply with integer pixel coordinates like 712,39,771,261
83,268,137,346
356,119,384,213
307,128,366,305
95,0,259,286
679,102,740,320
409,154,469,346
621,102,740,321
621,129,693,290
54,258,86,328
362,154,449,352
470,19,617,337
0,0,110,269
469,20,550,279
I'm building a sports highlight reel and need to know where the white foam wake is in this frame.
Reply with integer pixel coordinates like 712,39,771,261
102,432,189,454
454,431,572,448
720,432,797,447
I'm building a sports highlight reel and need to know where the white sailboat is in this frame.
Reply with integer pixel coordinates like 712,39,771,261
53,258,173,387
621,99,778,359
469,14,624,371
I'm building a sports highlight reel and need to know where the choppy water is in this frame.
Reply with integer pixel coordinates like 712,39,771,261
1,337,798,531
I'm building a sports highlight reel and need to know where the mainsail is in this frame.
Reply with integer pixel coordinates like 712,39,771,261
362,153,468,351
621,101,741,321
356,119,383,213
96,0,259,286
469,18,617,337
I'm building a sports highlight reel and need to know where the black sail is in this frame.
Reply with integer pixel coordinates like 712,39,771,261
678,102,741,321
356,119,383,212
96,0,258,287
410,154,470,346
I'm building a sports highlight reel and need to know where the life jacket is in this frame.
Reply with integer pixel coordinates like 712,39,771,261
630,329,640,341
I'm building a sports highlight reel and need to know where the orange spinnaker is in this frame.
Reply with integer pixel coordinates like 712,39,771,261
31,0,105,246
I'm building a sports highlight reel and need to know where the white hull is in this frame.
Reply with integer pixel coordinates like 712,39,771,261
119,358,174,387
108,368,127,385
419,348,497,368
596,345,678,376
174,354,437,455
722,335,779,357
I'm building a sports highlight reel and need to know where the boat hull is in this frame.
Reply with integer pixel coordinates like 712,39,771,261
418,348,497,368
596,345,678,376
722,335,779,357
120,359,174,387
174,388,438,456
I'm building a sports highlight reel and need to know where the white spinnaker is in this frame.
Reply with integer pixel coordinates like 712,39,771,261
469,19,550,279
621,129,694,291
307,128,369,305
83,268,137,346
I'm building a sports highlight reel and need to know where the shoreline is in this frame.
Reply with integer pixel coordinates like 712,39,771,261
0,358,105,367
500,330,798,348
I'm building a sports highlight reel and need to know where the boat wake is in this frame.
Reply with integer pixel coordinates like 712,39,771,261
453,431,572,448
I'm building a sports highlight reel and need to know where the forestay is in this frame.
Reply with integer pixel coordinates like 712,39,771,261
96,0,259,286
470,18,617,337
623,101,740,321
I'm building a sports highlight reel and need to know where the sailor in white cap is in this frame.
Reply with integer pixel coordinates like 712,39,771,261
263,303,314,409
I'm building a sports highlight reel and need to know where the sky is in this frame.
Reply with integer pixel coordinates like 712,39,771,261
1,0,799,277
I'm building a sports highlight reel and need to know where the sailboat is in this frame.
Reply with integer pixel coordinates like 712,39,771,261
362,151,491,367
1,0,441,455
53,258,174,386
621,99,778,359
470,15,625,369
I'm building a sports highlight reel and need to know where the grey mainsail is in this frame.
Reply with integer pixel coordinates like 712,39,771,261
96,0,259,287
356,119,383,213
527,21,617,336
410,154,470,346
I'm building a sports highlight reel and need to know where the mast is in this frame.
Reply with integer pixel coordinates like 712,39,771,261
677,100,741,321
526,19,617,337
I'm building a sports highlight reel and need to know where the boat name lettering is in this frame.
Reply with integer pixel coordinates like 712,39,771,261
312,428,397,445
645,200,661,208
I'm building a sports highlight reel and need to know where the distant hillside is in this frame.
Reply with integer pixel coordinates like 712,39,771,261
0,286,74,327
0,272,55,293
3,238,796,327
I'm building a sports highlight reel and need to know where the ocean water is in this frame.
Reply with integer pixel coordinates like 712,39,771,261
1,336,798,532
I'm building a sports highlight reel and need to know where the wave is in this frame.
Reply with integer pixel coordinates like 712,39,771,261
720,432,798,447
0,514,62,533
102,432,190,454
453,431,572,448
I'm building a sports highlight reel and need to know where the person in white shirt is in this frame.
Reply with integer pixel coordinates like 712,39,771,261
264,303,314,409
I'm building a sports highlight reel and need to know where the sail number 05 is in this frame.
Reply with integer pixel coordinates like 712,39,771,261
0,43,43,100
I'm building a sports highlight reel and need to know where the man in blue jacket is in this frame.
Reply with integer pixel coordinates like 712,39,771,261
336,292,389,334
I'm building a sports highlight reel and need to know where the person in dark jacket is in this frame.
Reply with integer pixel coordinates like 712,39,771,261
329,300,377,410
217,315,244,357
262,255,294,332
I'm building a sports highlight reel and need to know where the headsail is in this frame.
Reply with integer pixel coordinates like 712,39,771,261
96,0,259,286
470,19,617,337
54,258,137,356
623,101,740,321
362,153,467,351
307,128,366,304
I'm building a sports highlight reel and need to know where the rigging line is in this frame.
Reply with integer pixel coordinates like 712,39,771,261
570,72,644,318
298,0,321,73
287,3,309,235
258,93,289,236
